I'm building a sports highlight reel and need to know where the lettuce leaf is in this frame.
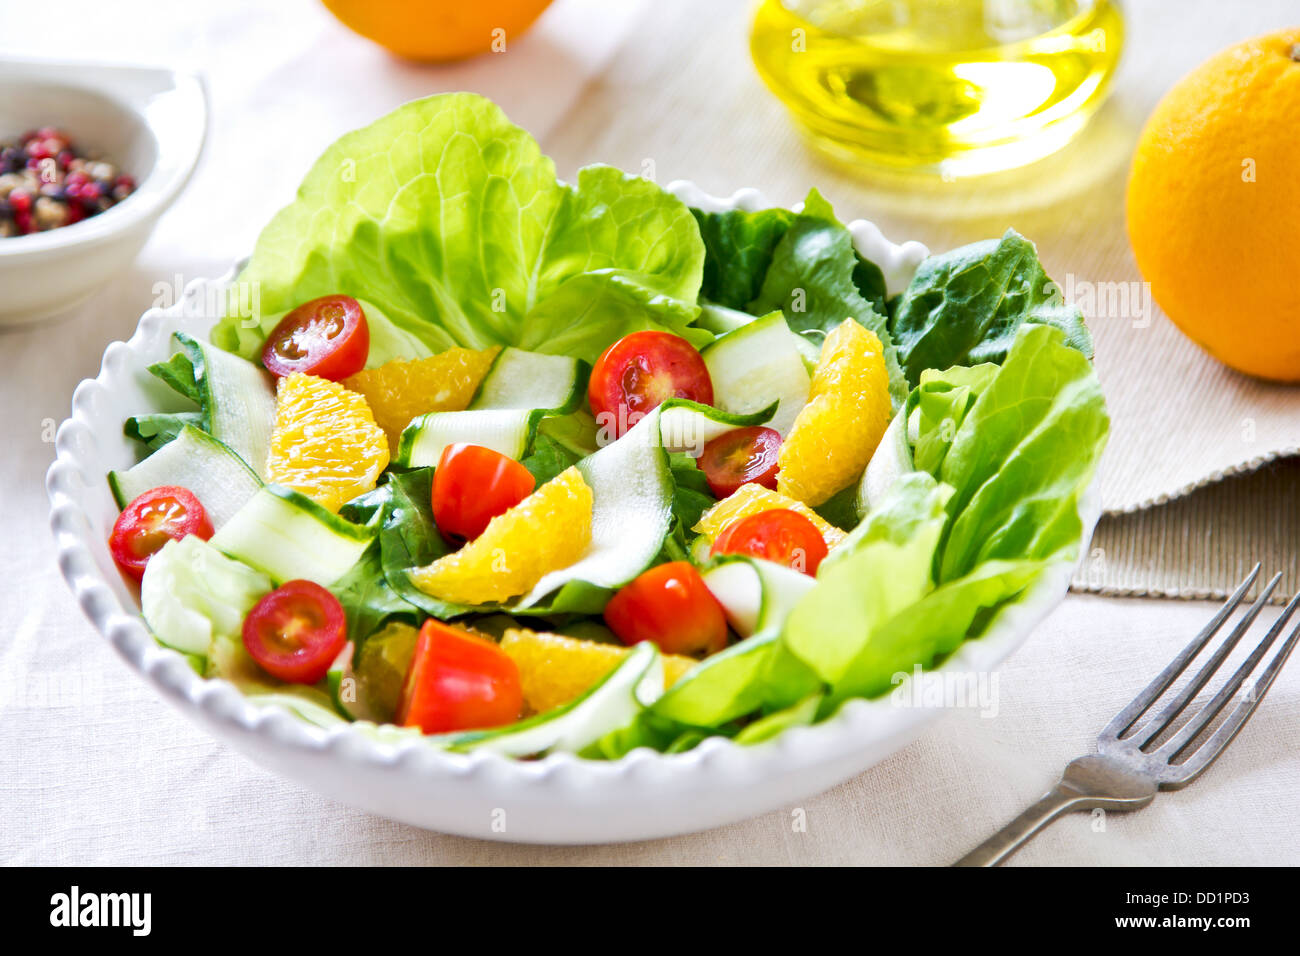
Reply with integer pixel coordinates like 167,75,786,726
927,324,1108,582
693,205,795,310
213,93,708,365
889,229,1093,386
909,364,998,476
779,325,1107,706
782,474,950,686
692,190,907,407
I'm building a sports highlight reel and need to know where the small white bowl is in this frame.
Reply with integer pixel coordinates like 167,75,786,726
0,58,206,325
46,183,1100,843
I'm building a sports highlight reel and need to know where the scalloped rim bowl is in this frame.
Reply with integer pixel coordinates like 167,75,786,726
45,181,1100,844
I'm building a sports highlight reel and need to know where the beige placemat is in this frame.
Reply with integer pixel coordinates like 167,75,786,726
540,0,1300,602
1075,457,1299,603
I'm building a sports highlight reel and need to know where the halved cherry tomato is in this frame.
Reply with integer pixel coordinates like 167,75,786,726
603,561,728,656
261,294,369,381
108,485,213,583
398,619,523,734
710,509,828,576
698,426,782,499
242,580,347,684
588,330,713,439
432,443,536,545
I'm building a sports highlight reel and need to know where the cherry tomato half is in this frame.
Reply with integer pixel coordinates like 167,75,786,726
398,620,523,734
710,509,828,576
698,426,782,499
108,485,214,582
603,561,728,657
261,294,369,381
588,330,713,439
432,443,536,545
242,580,348,684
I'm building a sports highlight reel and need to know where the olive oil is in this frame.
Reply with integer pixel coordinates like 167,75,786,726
750,0,1124,177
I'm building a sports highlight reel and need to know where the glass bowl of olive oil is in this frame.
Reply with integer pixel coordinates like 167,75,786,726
750,0,1124,177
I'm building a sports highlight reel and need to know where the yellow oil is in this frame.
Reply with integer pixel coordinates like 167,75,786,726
750,0,1124,177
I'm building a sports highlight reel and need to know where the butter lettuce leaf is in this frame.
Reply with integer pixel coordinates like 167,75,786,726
214,93,708,365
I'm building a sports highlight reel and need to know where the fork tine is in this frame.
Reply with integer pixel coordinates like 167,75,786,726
1128,572,1283,748
1159,587,1300,765
1101,564,1260,741
1164,604,1300,787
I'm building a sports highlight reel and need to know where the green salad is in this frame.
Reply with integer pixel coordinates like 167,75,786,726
105,93,1107,758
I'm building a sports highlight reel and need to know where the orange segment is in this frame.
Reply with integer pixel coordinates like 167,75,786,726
694,483,847,550
265,372,389,512
343,346,500,452
777,319,891,506
408,466,592,605
500,628,697,714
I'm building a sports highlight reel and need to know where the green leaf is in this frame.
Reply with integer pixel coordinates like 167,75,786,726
692,205,795,310
520,433,581,486
214,93,708,365
910,364,999,476
693,189,906,408
376,469,467,620
658,453,717,564
824,471,952,573
889,229,1094,386
782,476,950,687
330,540,421,645
831,557,1047,704
811,483,861,534
734,692,823,745
123,411,204,452
667,453,716,531
146,351,202,405
930,324,1109,582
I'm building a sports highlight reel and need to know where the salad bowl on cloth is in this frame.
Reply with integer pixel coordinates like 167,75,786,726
47,94,1105,843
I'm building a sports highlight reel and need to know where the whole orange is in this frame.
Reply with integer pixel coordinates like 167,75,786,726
321,0,554,62
1126,29,1300,382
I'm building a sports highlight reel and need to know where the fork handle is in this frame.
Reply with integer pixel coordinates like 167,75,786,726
952,786,1083,867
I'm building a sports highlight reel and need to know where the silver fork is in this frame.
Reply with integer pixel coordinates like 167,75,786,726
954,565,1300,866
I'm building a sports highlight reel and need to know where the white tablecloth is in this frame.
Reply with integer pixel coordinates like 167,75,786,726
3,0,1298,865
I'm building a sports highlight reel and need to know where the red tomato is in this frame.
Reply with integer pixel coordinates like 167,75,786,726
603,561,728,656
242,580,348,684
398,620,523,734
698,426,782,499
710,509,828,576
108,485,214,582
261,294,369,380
588,330,713,439
432,443,536,544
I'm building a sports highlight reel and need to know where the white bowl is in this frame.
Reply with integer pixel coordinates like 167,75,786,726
45,183,1100,844
0,58,206,325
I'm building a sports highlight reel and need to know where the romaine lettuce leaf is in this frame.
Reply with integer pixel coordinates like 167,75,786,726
928,324,1108,582
889,229,1094,386
213,93,708,365
909,363,998,476
782,475,949,686
780,325,1107,707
